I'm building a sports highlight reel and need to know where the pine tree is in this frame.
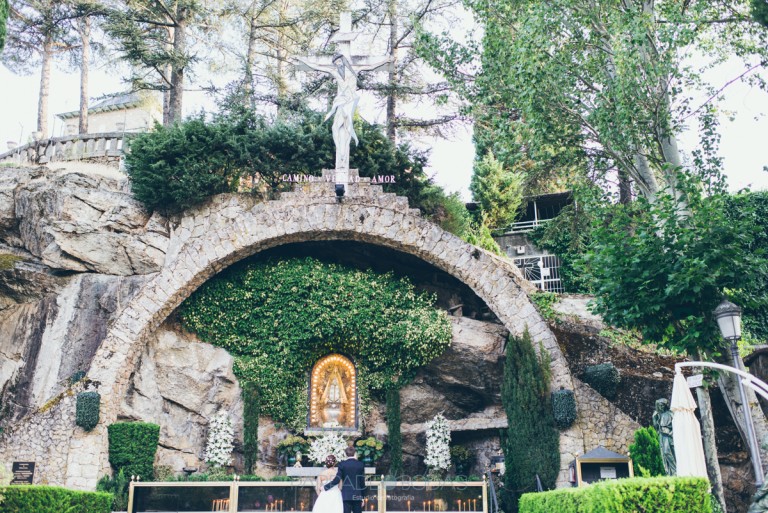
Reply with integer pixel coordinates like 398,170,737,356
628,426,665,477
501,329,560,512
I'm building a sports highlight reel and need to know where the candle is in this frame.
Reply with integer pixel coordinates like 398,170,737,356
407,500,411,512
457,500,461,512
473,500,477,511
301,503,305,511
428,501,431,512
423,502,426,511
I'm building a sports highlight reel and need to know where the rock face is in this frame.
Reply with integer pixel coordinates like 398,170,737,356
1,167,169,275
0,273,147,426
119,327,244,472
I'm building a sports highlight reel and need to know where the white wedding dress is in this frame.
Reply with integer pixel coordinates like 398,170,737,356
313,471,343,513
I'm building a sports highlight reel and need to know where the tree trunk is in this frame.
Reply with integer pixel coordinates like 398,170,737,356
37,38,53,138
245,1,258,109
696,382,727,511
618,168,632,204
168,9,186,124
386,0,398,143
78,16,91,135
718,351,768,480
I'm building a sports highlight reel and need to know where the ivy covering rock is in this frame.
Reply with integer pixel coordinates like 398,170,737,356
180,257,452,431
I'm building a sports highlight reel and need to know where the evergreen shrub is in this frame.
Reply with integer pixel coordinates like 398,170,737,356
107,422,160,480
551,388,576,429
0,485,112,513
386,387,403,477
501,329,560,511
518,476,711,513
75,391,100,431
582,363,620,399
628,426,665,477
96,469,129,511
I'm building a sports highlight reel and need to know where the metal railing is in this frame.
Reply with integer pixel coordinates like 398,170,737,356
0,132,132,167
127,479,488,513
506,218,552,234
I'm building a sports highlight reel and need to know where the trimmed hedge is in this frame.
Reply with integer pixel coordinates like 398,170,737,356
108,422,160,480
518,477,712,513
0,485,112,513
76,391,101,431
582,363,621,399
552,388,577,429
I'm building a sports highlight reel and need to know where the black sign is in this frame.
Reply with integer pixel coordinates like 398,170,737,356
10,462,35,485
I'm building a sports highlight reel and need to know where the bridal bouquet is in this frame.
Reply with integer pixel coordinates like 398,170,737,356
308,432,348,465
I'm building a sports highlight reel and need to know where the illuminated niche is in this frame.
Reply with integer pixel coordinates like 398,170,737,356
309,354,357,430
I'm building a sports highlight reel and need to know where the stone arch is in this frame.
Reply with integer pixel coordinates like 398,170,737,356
72,174,581,486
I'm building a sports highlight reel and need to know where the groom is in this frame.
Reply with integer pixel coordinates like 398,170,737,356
325,446,366,513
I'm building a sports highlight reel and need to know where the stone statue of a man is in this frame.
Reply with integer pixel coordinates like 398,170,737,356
652,398,676,476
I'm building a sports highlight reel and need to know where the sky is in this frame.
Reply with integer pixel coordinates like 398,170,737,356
0,26,766,199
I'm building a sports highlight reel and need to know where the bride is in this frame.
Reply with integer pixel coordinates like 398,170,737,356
313,455,343,513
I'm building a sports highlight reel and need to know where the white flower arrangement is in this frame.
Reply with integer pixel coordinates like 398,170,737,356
308,432,348,465
424,413,451,471
204,411,235,468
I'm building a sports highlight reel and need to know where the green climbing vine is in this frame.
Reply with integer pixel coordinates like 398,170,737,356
180,257,453,434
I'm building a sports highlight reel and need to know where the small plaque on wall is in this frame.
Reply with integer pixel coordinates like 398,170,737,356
599,466,617,479
10,462,35,485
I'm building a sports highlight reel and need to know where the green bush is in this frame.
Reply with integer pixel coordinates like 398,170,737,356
582,363,621,399
75,391,100,431
96,469,129,511
386,387,403,477
107,422,160,480
501,329,560,511
551,388,577,429
0,485,112,513
628,426,665,477
518,476,711,513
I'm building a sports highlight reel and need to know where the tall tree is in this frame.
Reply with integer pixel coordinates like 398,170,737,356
424,0,768,201
105,0,211,124
3,0,81,137
0,0,9,52
359,0,462,143
501,329,560,512
217,0,342,110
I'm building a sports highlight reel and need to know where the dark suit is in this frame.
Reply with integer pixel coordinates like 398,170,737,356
325,457,366,513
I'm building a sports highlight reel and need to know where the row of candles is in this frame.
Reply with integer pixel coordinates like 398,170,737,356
259,498,480,512
401,499,479,512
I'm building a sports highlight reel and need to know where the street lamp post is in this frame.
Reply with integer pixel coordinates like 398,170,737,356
714,299,764,486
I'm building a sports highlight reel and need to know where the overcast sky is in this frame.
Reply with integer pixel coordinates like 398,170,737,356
1,38,766,199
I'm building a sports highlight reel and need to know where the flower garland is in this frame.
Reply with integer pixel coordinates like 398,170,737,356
308,432,348,465
424,413,451,471
204,411,235,468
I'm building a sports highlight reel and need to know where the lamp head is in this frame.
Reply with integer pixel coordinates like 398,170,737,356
714,299,742,341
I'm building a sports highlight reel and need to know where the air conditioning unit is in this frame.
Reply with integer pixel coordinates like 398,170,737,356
515,246,526,255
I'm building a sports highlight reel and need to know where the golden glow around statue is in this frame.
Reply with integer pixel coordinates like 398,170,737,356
310,354,357,429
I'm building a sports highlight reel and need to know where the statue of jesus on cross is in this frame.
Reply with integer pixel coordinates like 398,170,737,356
294,12,392,184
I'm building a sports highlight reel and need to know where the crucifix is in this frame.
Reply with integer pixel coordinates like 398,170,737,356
294,12,392,186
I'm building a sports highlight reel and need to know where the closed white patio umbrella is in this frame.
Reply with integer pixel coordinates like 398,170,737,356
671,370,708,478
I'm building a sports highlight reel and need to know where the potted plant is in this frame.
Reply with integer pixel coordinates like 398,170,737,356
277,435,309,466
450,445,474,477
355,437,385,465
